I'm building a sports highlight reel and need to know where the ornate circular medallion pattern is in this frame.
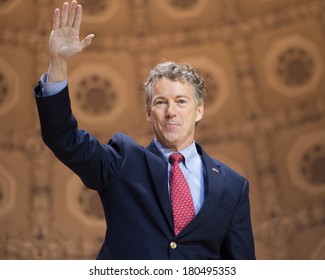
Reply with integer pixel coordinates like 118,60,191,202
70,63,128,125
76,75,117,116
264,34,323,97
287,130,325,194
277,48,314,87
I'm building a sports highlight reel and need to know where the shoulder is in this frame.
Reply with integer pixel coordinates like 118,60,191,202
109,132,136,144
106,132,145,155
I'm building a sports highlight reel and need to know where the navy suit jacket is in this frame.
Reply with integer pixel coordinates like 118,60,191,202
35,84,255,260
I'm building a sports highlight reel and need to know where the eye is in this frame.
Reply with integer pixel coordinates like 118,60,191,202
177,98,187,104
154,99,166,106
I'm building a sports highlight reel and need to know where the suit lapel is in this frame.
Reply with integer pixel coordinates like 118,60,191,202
145,141,174,232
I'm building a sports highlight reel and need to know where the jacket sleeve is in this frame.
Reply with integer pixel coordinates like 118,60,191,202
220,179,256,260
35,83,123,191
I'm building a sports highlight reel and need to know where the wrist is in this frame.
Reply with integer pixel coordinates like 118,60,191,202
46,58,68,83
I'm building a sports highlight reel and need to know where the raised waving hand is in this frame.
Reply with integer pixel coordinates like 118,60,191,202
47,1,94,83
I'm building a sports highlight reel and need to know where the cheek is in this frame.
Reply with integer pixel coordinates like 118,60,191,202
184,110,199,123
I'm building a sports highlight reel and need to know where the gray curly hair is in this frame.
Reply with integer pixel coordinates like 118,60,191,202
144,61,206,109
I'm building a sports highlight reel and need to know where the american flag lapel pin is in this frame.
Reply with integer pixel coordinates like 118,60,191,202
212,167,219,173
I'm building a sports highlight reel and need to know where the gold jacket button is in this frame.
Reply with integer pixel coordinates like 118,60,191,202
170,242,177,249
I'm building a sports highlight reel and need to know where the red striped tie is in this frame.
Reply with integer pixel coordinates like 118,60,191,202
169,153,195,235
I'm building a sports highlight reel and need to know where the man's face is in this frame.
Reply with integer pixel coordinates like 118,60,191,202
146,78,204,151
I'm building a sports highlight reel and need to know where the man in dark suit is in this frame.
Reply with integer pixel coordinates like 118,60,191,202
35,1,255,259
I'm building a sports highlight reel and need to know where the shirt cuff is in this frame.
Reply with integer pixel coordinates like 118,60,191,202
40,73,68,97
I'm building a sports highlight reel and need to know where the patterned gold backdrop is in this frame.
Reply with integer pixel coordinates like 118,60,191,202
0,0,324,259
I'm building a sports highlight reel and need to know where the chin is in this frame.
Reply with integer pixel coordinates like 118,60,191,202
158,135,176,145
163,132,180,141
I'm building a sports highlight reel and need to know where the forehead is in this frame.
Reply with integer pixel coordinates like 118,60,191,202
151,78,194,97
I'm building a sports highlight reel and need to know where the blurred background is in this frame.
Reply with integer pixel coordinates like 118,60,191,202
0,0,324,259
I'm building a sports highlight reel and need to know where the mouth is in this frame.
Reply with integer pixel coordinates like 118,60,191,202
164,123,180,131
164,123,179,127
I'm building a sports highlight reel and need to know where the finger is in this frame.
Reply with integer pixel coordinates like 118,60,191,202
73,4,82,30
67,0,78,27
60,2,69,27
52,8,60,31
77,34,95,53
81,34,95,48
63,34,94,56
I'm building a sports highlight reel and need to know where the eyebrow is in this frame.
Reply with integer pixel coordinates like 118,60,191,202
152,94,191,100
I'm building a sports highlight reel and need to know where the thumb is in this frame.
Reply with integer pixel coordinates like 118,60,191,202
58,34,95,58
80,34,95,49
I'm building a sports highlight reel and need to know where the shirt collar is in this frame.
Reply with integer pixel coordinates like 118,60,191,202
153,139,197,171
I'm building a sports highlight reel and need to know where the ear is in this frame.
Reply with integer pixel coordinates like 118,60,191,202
195,104,204,122
145,105,152,123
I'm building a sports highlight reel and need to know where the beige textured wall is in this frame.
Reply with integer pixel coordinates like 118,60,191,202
0,0,324,259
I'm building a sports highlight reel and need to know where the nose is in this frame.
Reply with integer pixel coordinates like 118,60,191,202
166,102,177,117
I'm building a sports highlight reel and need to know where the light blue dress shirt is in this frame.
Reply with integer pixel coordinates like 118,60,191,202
40,73,67,96
39,73,205,214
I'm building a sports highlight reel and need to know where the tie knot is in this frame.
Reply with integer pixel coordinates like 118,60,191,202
169,153,184,164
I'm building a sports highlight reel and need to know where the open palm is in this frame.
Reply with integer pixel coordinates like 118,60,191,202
49,1,94,60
